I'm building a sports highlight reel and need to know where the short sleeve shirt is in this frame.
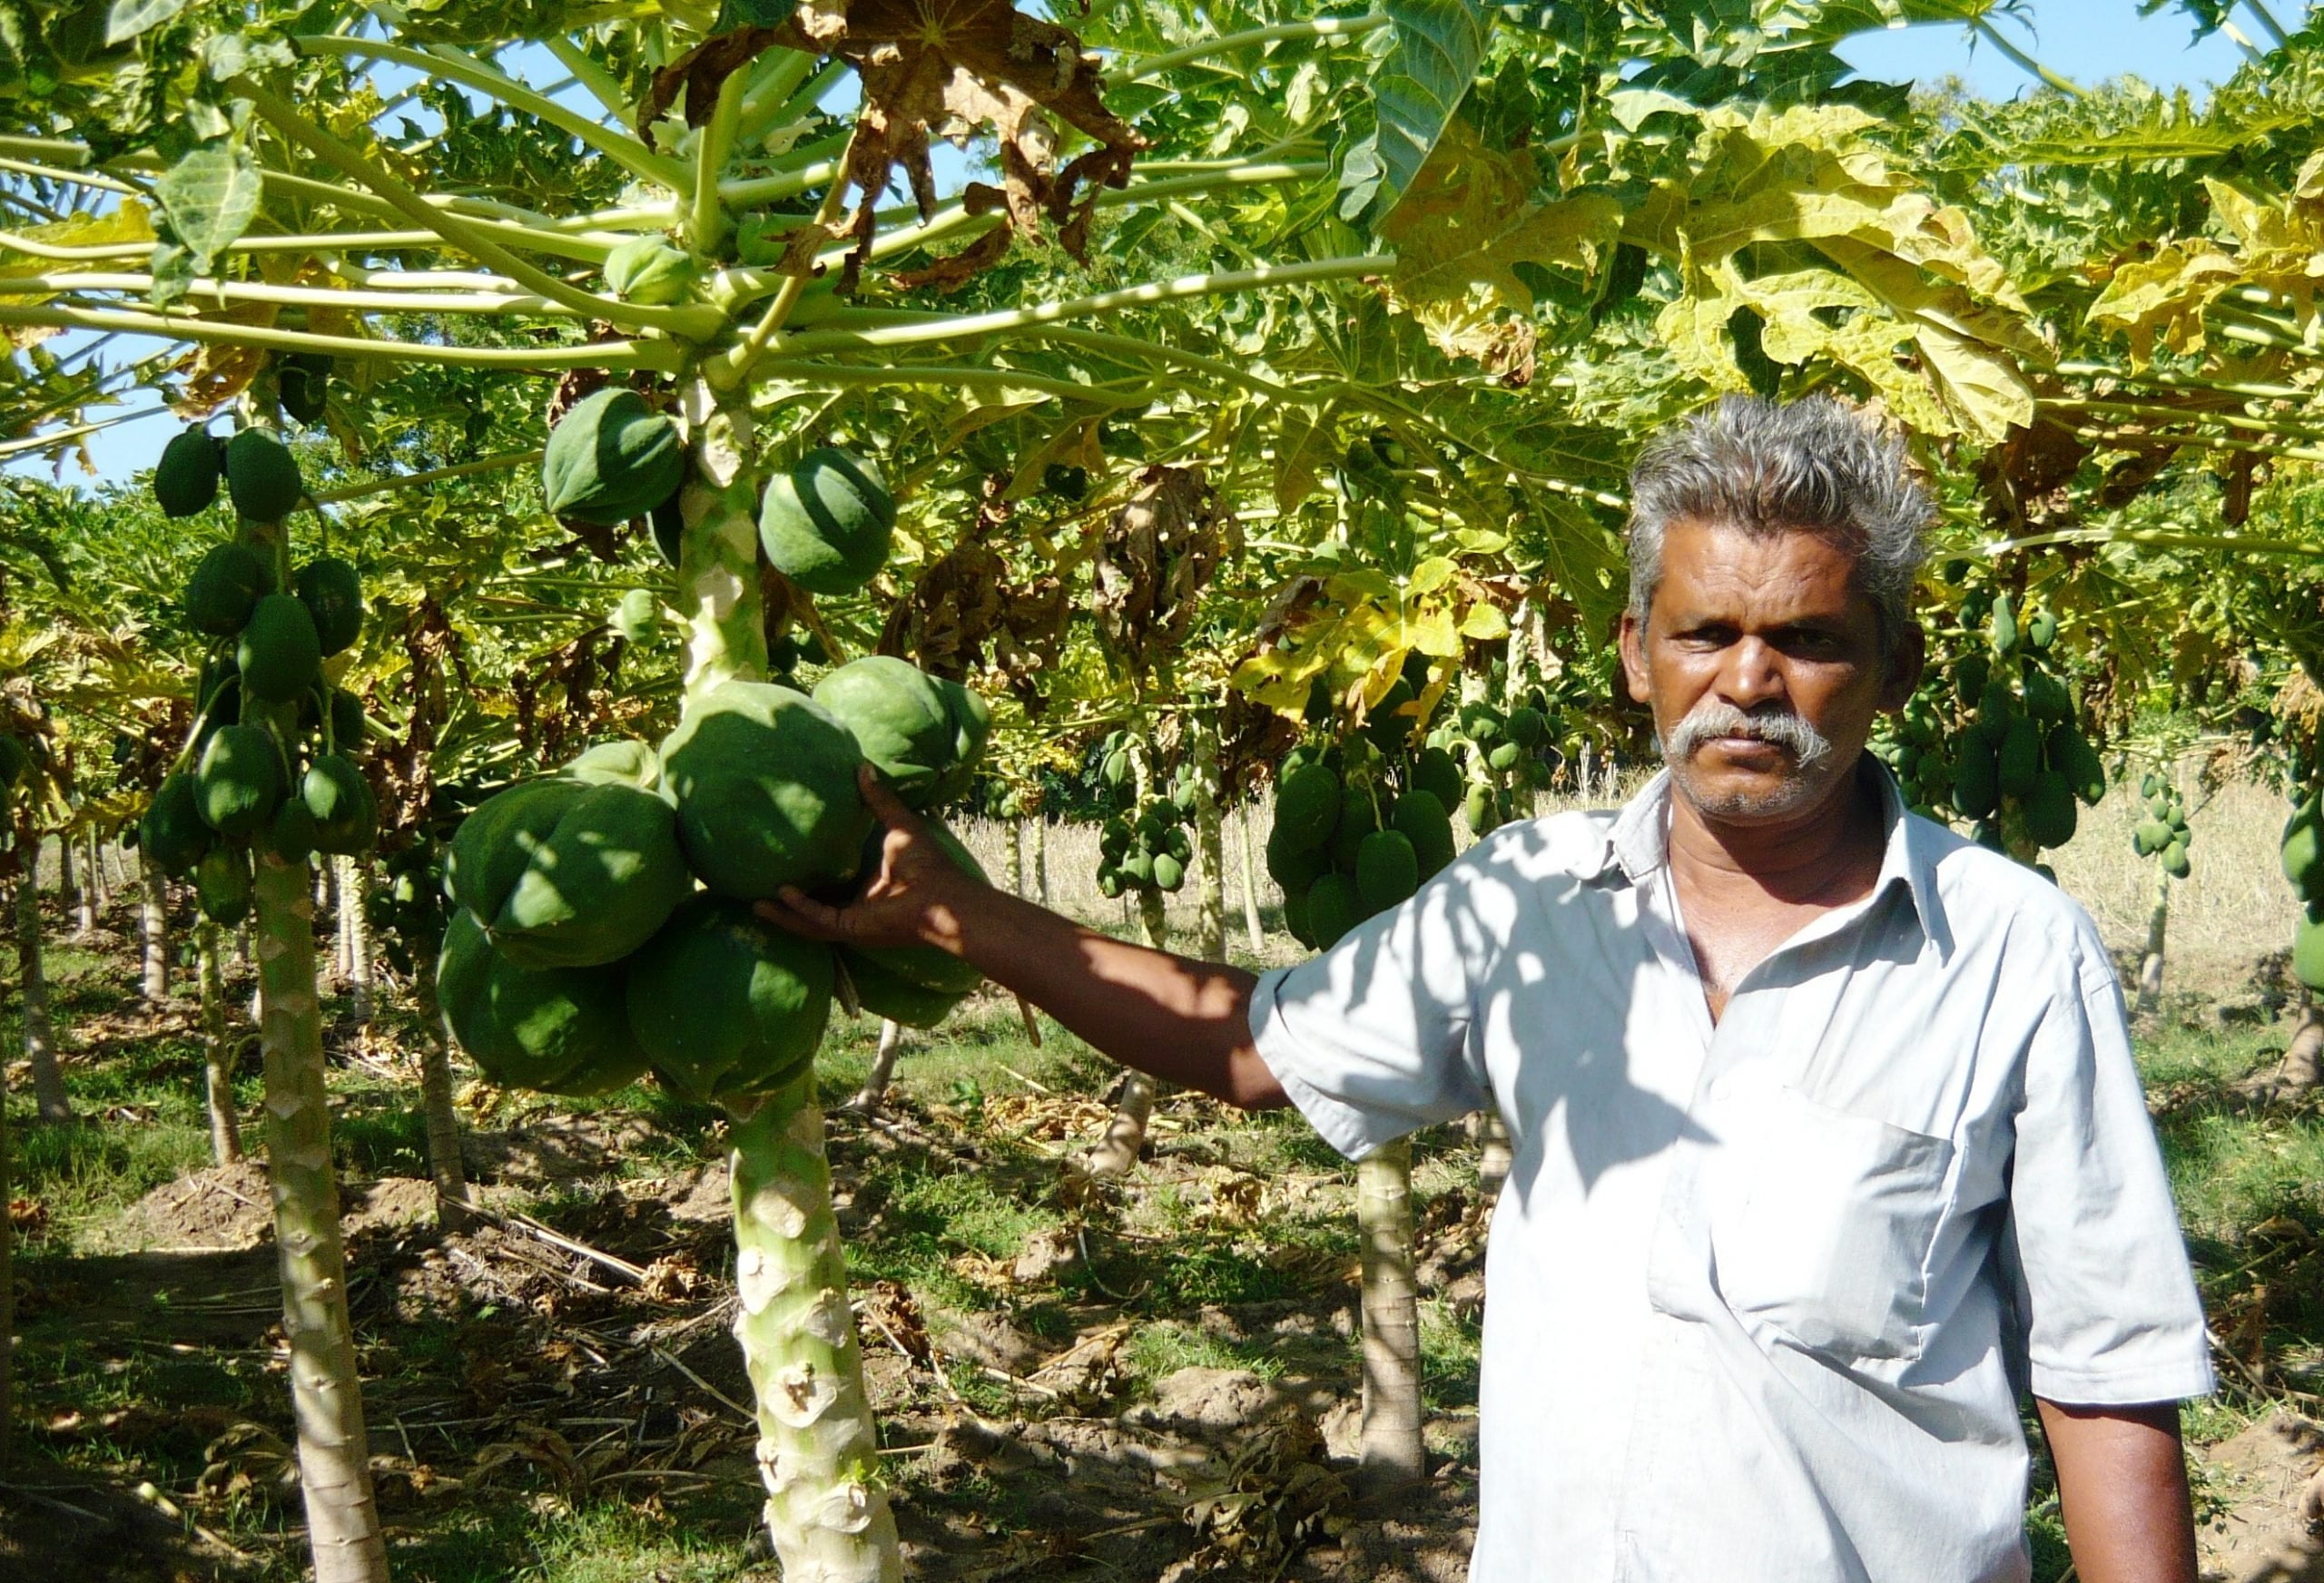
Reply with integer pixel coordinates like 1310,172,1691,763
1247,768,2213,1583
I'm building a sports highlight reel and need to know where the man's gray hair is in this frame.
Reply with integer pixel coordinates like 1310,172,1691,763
1625,396,1933,655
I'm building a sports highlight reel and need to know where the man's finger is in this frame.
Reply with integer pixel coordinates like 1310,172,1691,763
858,764,921,828
755,888,846,941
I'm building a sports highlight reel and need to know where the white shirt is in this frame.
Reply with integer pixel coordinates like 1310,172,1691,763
1248,767,2213,1583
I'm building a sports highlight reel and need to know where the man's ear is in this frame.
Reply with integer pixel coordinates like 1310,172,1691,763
1619,607,1652,704
1878,620,1926,710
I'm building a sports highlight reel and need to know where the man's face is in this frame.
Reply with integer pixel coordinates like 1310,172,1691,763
1620,518,1922,823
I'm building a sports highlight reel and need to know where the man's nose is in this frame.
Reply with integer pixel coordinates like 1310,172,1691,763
1716,637,1787,710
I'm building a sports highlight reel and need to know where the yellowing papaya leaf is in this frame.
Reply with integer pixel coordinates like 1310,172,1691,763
2088,242,2241,364
1458,600,1508,641
0,202,157,300
1404,556,1459,597
1403,602,1461,657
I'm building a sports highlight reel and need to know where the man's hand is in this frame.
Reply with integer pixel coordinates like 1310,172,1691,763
753,766,986,956
2035,1398,2198,1583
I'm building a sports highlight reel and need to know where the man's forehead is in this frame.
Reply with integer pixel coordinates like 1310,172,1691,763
1654,518,1870,600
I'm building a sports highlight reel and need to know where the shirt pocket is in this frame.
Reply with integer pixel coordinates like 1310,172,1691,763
1699,1082,1956,1362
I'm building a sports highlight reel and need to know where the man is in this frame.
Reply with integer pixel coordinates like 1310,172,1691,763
762,396,2214,1583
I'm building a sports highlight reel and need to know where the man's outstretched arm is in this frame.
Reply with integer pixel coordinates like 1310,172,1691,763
757,767,1288,1110
2034,1398,2198,1583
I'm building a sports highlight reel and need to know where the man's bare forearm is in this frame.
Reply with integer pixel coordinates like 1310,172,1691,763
2035,1398,2197,1583
949,884,1287,1109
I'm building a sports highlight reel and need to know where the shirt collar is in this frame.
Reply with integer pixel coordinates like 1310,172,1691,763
1591,756,1950,957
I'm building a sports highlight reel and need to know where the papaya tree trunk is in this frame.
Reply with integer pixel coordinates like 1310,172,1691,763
57,831,83,939
251,851,387,1581
1357,1136,1424,1498
846,1019,904,1115
1088,890,1168,1179
0,980,12,1471
411,948,471,1231
87,831,108,917
1004,819,1024,899
15,879,68,1123
730,1080,900,1581
2135,861,2171,1018
141,862,170,1004
1239,806,1265,953
341,858,374,1027
199,921,241,1166
1031,813,1049,908
681,369,898,1578
1193,717,1226,963
1474,1108,1513,1203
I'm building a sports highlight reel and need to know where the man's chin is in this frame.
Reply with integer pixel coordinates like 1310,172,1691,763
1668,762,1828,822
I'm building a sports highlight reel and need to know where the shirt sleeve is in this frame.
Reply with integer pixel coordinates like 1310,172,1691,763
2004,943,2215,1404
1248,851,1500,1162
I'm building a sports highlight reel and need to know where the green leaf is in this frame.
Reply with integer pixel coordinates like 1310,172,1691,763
155,143,261,271
1360,0,1496,226
104,0,190,45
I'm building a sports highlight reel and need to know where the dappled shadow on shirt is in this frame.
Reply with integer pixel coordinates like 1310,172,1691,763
1265,814,1715,1200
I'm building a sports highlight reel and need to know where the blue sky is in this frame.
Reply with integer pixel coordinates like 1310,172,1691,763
8,3,2289,491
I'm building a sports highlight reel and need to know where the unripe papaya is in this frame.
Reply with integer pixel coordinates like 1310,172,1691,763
141,772,211,877
541,388,685,526
154,428,222,517
1306,873,1362,949
2022,771,2078,849
2134,820,2171,857
2023,667,2073,723
1508,706,1549,748
812,655,981,810
1413,746,1463,811
657,681,872,900
193,844,253,926
237,594,323,704
303,754,378,854
223,429,304,521
2284,798,2324,899
1365,678,1415,754
330,689,367,752
268,795,318,862
759,447,895,596
1391,789,1456,880
1462,782,1496,835
611,587,660,644
1487,742,1522,774
1952,653,1989,707
1996,718,2043,799
449,777,693,968
1356,830,1419,913
604,235,698,305
1330,785,1379,871
2027,609,2058,652
185,542,272,636
1951,725,2000,819
277,352,331,426
2047,724,2106,807
842,949,968,1028
2299,911,2324,991
1281,881,1315,948
1153,852,1187,892
293,557,363,657
195,723,281,838
1273,762,1340,853
1978,679,2015,731
1265,828,1328,893
1989,592,2017,657
566,738,661,792
651,493,684,568
2163,836,2191,879
440,909,648,1096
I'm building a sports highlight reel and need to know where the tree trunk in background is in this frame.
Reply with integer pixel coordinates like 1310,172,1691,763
410,949,470,1231
1238,806,1265,955
1088,892,1168,1179
16,880,69,1122
2136,862,2171,1018
141,863,170,1004
86,831,106,916
729,1081,901,1581
57,831,82,938
847,1019,905,1115
1357,1136,1424,1498
1004,819,1024,899
1474,1109,1513,1202
199,921,241,1165
252,845,387,1580
1193,718,1226,963
340,858,373,1027
1032,815,1049,908
0,1002,13,1471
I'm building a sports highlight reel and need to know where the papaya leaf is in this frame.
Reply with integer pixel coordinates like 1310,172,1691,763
0,203,155,299
103,0,189,45
1354,0,1496,227
154,141,260,277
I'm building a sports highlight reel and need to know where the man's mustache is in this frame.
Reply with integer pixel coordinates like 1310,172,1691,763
1666,700,1832,769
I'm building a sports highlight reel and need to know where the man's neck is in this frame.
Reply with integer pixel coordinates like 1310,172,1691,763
1664,756,1887,910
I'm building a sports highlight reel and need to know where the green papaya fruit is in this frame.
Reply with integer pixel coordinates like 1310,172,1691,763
277,352,331,425
651,493,685,568
812,655,976,810
2048,724,2107,807
303,754,378,855
2162,839,2191,880
1163,826,1193,865
223,429,305,521
565,738,661,792
1461,704,1503,745
193,844,253,926
2299,912,2324,992
1265,827,1328,894
1487,742,1522,773
1507,706,1548,749
2022,771,2078,849
929,676,990,804
235,594,322,705
2027,609,2058,651
141,772,212,877
1274,762,1340,853
2148,793,2172,821
292,557,363,657
1280,881,1315,948
448,776,694,968
2284,799,2324,898
1121,850,1155,887
1097,869,1125,900
1951,725,2000,820
2023,667,2073,723
604,235,697,305
1306,872,1362,949
1101,750,1132,790
1978,680,2015,731
268,794,319,862
657,680,872,899
330,689,367,752
185,542,272,637
1099,817,1131,861
1989,592,2017,657
1996,719,2043,799
2134,820,2171,858
154,428,222,518
439,909,648,1096
1171,777,1202,818
541,388,685,526
1413,746,1463,811
1462,783,1496,836
1355,830,1419,914
1391,790,1456,880
1153,852,1187,892
611,587,660,644
1952,653,1989,707
195,723,281,838
842,949,968,1029
1329,785,1379,871
758,447,896,596
1364,678,1415,754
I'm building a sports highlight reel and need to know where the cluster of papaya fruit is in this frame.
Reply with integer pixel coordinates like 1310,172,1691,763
138,432,377,925
1090,735,1196,899
1426,681,1558,839
2135,774,2194,879
2282,790,2324,988
438,654,992,1105
544,392,894,599
1266,659,1461,949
